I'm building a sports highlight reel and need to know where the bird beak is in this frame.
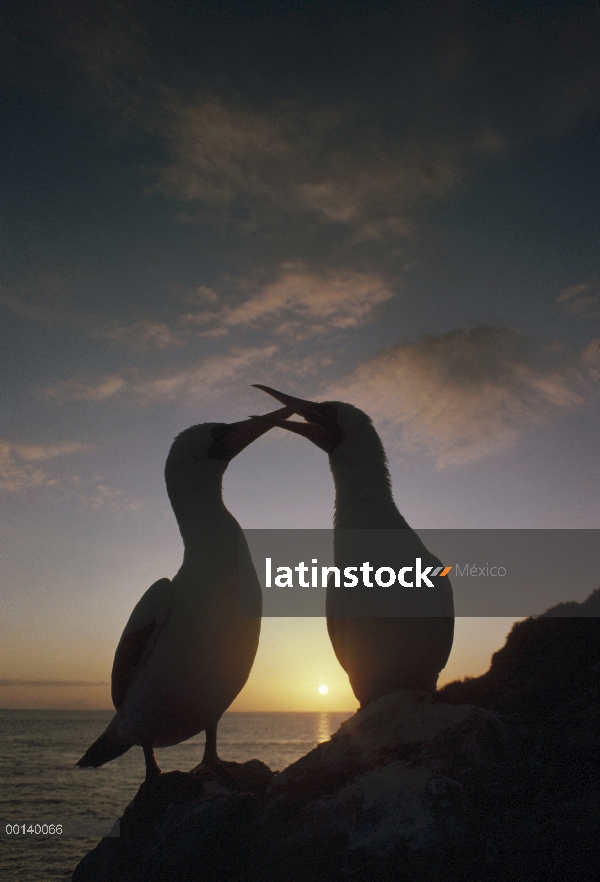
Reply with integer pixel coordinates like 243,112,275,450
208,406,296,460
251,385,343,453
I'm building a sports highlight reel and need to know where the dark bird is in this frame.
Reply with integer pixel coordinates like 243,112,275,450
252,386,454,707
77,409,292,781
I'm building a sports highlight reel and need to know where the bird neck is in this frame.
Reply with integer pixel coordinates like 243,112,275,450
170,482,237,548
329,436,410,530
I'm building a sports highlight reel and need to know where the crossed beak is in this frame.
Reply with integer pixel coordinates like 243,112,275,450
207,406,296,460
249,385,343,454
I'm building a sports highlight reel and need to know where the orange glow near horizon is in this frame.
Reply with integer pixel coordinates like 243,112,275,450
0,618,521,712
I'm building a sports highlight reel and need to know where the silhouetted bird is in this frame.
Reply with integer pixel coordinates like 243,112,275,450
252,386,454,707
77,408,291,781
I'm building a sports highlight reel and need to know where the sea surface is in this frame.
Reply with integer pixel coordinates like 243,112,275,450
0,709,353,882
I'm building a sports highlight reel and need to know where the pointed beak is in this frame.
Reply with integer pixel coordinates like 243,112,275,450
251,385,344,453
251,385,326,423
207,406,296,460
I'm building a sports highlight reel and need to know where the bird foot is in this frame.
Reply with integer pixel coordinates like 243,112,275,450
190,757,239,788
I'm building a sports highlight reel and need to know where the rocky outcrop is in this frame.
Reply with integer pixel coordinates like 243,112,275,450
260,692,501,873
438,587,600,717
73,693,503,882
73,590,600,882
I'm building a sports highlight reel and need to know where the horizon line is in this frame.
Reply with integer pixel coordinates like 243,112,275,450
0,679,110,687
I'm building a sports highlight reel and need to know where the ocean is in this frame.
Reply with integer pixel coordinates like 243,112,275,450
0,709,353,882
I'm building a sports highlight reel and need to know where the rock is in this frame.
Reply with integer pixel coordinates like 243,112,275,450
73,589,600,882
258,692,501,876
272,689,481,792
72,693,503,882
438,587,600,719
73,760,275,882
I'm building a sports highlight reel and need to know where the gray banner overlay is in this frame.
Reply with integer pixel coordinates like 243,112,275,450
1,820,120,838
239,530,600,617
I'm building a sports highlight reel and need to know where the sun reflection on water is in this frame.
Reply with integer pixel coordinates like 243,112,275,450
316,711,330,744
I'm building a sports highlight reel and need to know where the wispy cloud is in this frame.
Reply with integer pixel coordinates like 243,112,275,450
153,97,291,205
0,441,142,511
44,374,128,402
0,441,86,492
0,270,76,325
41,342,335,411
77,477,143,512
1,281,189,353
328,327,600,466
184,265,395,338
556,283,600,319
39,263,390,403
43,345,278,405
3,260,394,356
45,0,600,246
48,12,486,236
91,318,185,351
150,95,471,238
94,266,395,345
130,346,280,405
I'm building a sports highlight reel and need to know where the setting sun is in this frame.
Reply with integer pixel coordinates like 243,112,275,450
318,685,329,694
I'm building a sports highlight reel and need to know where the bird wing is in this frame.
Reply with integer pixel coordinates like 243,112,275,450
111,577,174,709
326,574,348,673
326,616,348,673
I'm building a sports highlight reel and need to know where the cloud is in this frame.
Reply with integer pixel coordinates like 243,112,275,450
328,326,600,466
87,266,394,346
43,0,600,245
79,478,143,512
556,284,600,319
43,345,280,405
45,312,597,467
92,318,185,351
154,97,291,205
0,270,76,325
1,275,189,351
130,346,280,405
188,265,395,338
7,442,86,462
0,441,86,492
41,342,335,412
150,96,468,237
0,440,144,510
44,374,128,402
4,257,393,352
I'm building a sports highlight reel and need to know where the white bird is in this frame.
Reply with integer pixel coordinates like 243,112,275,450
252,386,454,708
77,409,291,781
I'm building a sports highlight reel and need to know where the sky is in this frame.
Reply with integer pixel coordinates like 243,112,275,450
1,0,599,712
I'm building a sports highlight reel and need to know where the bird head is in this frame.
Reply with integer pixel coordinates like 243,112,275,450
165,406,295,490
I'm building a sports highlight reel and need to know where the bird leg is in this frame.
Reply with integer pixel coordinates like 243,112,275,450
199,726,238,787
142,742,162,782
202,726,219,765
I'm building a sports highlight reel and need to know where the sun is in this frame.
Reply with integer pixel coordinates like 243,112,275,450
318,684,329,695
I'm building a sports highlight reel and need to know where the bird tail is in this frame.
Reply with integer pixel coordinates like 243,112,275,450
77,719,133,769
